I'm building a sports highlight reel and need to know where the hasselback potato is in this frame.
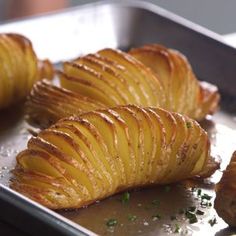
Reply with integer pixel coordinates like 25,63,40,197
129,44,220,120
214,151,236,227
26,45,219,126
12,105,217,209
0,33,53,109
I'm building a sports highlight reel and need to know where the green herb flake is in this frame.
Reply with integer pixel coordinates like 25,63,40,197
189,216,198,224
187,206,196,212
201,200,212,208
128,214,137,222
197,189,202,196
174,223,181,233
208,217,217,227
121,192,130,204
152,214,161,221
106,219,118,227
170,215,177,221
201,193,212,201
186,122,191,129
152,199,160,207
185,211,198,224
164,185,171,192
196,209,205,215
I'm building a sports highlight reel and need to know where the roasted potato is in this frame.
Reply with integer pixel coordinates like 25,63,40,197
129,44,220,120
0,33,53,109
26,45,219,126
12,105,218,209
215,151,236,227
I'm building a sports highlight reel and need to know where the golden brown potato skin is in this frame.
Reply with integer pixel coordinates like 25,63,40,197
0,33,53,109
12,105,217,209
26,45,219,127
215,151,236,227
25,79,106,128
129,44,220,120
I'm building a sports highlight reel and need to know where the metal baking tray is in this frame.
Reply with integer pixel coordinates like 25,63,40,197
1,1,236,235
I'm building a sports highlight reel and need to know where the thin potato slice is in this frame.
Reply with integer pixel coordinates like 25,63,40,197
112,106,144,186
63,62,124,105
98,48,164,106
74,56,134,104
129,44,220,120
26,79,105,127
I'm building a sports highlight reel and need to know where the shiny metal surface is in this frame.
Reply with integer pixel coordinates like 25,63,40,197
0,1,236,235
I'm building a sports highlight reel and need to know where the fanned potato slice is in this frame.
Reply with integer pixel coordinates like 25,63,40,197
62,62,124,105
112,106,144,186
215,151,236,227
59,71,115,107
98,48,164,106
144,108,166,182
0,33,53,109
129,44,220,120
83,53,147,105
37,129,95,197
12,105,218,209
12,169,79,209
27,137,91,198
171,119,201,180
160,113,188,183
122,106,154,184
79,111,126,188
129,45,172,110
58,118,117,194
74,56,135,104
26,79,105,127
101,109,137,186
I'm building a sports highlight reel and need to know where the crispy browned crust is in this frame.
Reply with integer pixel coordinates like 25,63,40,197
12,105,215,210
214,151,236,227
25,79,105,128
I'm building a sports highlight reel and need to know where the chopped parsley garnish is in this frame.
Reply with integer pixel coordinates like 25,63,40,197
186,122,191,128
106,219,118,227
197,189,202,196
201,200,212,208
196,210,204,215
185,210,198,224
187,206,196,212
208,217,217,226
121,192,130,204
201,193,212,201
174,223,181,233
152,214,161,221
128,214,137,222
